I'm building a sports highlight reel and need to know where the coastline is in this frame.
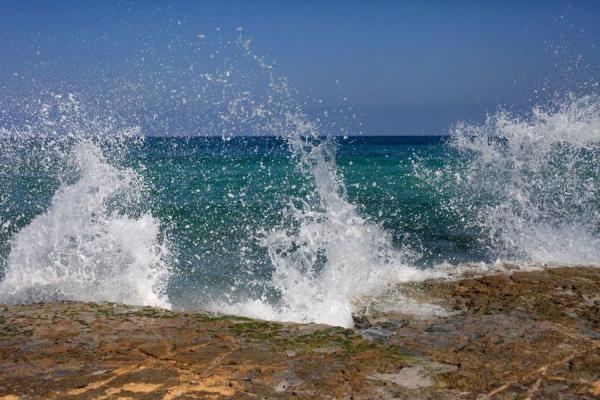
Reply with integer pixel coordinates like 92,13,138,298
1,266,598,399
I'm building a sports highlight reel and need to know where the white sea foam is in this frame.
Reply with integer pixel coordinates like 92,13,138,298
216,94,600,327
3,44,423,327
2,43,598,330
207,58,437,326
450,94,600,265
0,138,171,307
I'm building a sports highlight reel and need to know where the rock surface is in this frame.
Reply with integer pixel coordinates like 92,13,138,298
0,266,599,399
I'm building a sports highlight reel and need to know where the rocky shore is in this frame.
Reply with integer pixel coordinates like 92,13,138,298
0,266,599,399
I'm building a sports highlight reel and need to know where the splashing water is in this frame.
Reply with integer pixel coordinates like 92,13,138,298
214,118,434,327
419,94,600,266
0,43,431,327
203,43,434,326
0,96,171,307
1,36,599,327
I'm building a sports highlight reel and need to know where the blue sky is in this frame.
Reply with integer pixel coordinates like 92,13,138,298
1,1,600,135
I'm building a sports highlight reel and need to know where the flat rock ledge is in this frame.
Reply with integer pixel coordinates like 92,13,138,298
0,266,599,399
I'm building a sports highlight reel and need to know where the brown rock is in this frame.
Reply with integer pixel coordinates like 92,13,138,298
0,266,598,399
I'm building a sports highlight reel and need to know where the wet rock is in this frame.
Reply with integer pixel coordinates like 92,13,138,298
352,313,372,329
359,326,393,344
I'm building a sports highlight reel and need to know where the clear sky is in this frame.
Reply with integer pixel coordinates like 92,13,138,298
1,0,600,135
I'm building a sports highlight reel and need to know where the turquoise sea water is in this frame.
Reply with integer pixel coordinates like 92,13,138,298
0,38,599,326
0,136,453,299
130,136,479,307
1,120,599,327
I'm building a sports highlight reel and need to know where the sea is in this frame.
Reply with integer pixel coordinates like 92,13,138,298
0,55,599,327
